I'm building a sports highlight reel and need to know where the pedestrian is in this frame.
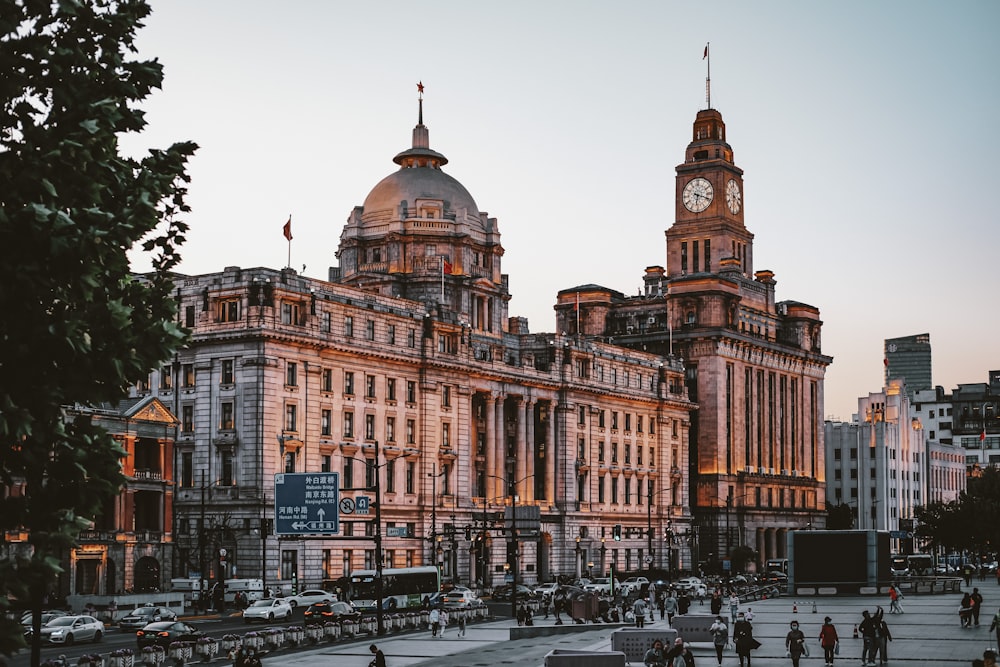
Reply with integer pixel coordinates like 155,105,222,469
874,615,892,665
658,592,667,620
633,596,648,628
368,643,386,667
664,637,685,667
709,615,729,666
961,592,974,628
818,615,839,666
858,608,879,665
678,591,691,615
107,599,117,623
729,592,740,624
457,612,466,637
643,638,667,667
429,607,440,637
733,611,760,667
991,606,1000,648
439,608,449,637
785,619,807,667
542,595,550,619
710,590,723,616
965,564,974,587
972,587,984,626
664,591,678,625
887,584,903,614
678,642,696,667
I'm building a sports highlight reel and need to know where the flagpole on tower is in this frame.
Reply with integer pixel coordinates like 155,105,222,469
704,42,711,109
282,215,293,268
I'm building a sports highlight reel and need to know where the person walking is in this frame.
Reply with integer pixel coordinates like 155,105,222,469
818,616,839,666
710,590,723,616
961,592,974,628
733,611,760,667
429,607,440,637
664,591,678,625
858,608,879,665
888,584,903,614
972,587,984,626
457,612,466,637
633,597,648,628
368,644,387,667
729,592,740,624
874,615,892,665
438,608,449,637
678,591,691,616
990,606,1000,649
658,592,667,620
785,620,806,667
709,615,729,666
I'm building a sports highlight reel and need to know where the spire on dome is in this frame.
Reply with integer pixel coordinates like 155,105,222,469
395,81,448,167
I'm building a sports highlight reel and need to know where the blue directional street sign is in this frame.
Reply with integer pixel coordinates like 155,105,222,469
274,472,340,536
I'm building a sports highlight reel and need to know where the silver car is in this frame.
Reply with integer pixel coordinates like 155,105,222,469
40,615,104,645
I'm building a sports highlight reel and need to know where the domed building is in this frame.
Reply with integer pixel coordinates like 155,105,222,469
336,95,508,335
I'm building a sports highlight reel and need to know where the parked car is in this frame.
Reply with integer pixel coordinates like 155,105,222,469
303,601,361,626
760,570,788,585
21,611,67,638
118,606,178,630
533,582,560,599
582,577,620,596
280,589,336,608
135,621,203,648
619,576,650,596
39,615,104,645
674,577,707,596
242,598,293,623
441,589,479,609
492,584,537,601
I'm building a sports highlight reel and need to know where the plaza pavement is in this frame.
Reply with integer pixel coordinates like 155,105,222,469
272,575,1000,666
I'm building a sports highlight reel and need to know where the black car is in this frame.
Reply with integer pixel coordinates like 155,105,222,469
302,601,361,626
136,621,203,648
492,584,537,601
119,606,177,630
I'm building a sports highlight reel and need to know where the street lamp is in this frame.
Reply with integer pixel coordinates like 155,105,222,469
428,463,447,568
575,537,583,579
484,472,534,621
645,483,673,581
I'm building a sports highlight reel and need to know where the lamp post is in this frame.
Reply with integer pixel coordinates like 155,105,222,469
575,537,582,579
645,482,673,579
347,448,388,635
485,472,533,620
429,463,446,569
665,521,674,582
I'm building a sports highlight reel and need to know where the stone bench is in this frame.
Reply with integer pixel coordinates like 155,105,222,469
610,628,679,663
544,649,627,666
669,614,718,643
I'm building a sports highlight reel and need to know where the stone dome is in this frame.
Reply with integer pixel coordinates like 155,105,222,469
361,164,481,224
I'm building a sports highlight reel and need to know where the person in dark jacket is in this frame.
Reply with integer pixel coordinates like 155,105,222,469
368,644,386,667
733,611,760,667
785,620,806,667
874,616,892,665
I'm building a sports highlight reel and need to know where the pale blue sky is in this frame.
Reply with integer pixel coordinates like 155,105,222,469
124,0,1000,422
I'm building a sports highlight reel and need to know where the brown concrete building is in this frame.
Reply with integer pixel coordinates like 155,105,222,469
555,106,832,569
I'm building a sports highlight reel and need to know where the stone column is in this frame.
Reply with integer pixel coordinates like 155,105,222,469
515,398,527,499
525,400,535,502
483,392,494,499
546,406,557,506
494,395,505,500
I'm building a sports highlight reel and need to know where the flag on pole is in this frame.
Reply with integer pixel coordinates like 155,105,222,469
282,216,293,241
442,259,453,275
703,44,709,59
981,429,987,442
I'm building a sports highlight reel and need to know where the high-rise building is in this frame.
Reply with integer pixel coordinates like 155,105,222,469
560,105,832,568
884,333,932,400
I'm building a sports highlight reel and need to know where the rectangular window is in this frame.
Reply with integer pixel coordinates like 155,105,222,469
160,366,173,390
624,477,631,504
680,241,688,273
442,422,451,447
320,311,331,333
386,458,396,492
220,401,234,430
365,413,375,440
344,316,354,337
366,458,376,488
386,416,396,443
221,450,234,486
611,412,618,430
598,441,605,462
649,417,655,435
407,329,416,348
182,405,194,433
442,385,451,407
637,446,643,465
637,415,643,433
219,298,240,323
343,411,354,438
284,452,295,473
387,378,396,401
280,550,297,583
624,444,631,464
184,305,195,328
578,406,586,425
322,368,333,392
625,414,631,431
406,462,415,494
182,364,195,388
598,475,606,503
599,411,606,428
704,238,711,272
612,442,619,463
181,452,193,488
281,301,300,325
387,324,396,345
321,409,332,436
285,404,297,431
321,454,331,472
366,319,375,340
286,361,297,387
343,459,354,488
221,359,234,385
344,372,355,395
693,240,700,272
406,419,415,444
406,381,417,403
611,476,619,503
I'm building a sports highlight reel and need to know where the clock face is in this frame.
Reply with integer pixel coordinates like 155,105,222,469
726,179,742,214
682,177,714,213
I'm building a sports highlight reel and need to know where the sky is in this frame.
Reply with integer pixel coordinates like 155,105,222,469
122,0,1000,423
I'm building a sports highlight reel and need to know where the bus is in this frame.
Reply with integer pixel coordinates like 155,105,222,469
765,558,788,574
349,566,440,611
890,553,934,577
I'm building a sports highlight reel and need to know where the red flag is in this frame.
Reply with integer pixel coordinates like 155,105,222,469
282,216,292,241
703,44,709,59
442,259,453,275
981,429,987,442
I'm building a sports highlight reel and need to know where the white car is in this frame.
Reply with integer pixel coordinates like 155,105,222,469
40,615,104,645
620,576,650,596
674,577,708,596
242,598,293,623
582,577,620,595
533,582,560,598
441,589,480,609
280,589,336,608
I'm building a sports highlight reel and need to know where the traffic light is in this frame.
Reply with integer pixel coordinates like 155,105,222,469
613,524,622,541
465,526,472,541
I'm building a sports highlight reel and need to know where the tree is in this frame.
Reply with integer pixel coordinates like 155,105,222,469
0,0,196,659
915,467,1000,557
825,502,855,530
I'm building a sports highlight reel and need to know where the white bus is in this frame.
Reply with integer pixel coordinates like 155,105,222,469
349,566,440,611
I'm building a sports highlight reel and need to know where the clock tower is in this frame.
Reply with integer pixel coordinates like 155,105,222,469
667,108,753,278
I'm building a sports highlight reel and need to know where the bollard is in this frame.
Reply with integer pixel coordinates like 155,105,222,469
793,602,797,614
852,624,858,639
812,600,817,613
